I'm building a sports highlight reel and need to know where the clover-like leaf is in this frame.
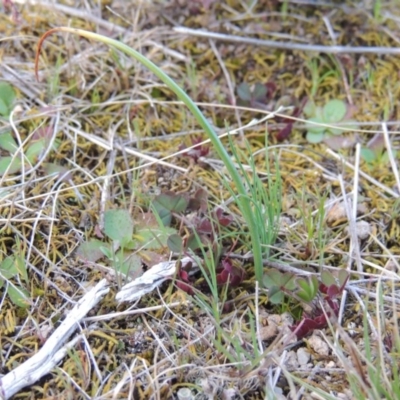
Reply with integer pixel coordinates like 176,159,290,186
26,139,47,163
185,233,204,251
263,270,296,290
321,270,336,287
76,239,105,262
153,192,189,213
167,233,184,253
252,83,268,102
216,258,245,287
267,286,285,304
0,82,16,118
152,192,189,226
104,209,134,245
338,269,349,288
0,156,22,176
14,254,28,283
135,225,177,250
263,270,296,304
237,82,252,102
0,131,18,153
114,250,142,279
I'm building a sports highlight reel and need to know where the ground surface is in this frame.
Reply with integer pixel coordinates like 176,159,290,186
1,0,400,399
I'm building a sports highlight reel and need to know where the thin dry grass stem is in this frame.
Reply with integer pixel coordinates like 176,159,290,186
0,62,47,107
66,124,187,172
14,0,126,35
10,231,75,303
382,122,400,194
106,6,188,62
374,277,393,389
79,331,103,383
336,168,361,332
2,299,37,363
326,148,399,198
84,301,187,322
27,97,400,133
343,143,363,273
348,284,400,306
27,180,61,264
175,26,400,54
108,359,138,400
254,281,263,355
58,368,91,399
142,316,173,365
367,234,400,277
322,14,353,105
254,145,336,177
99,148,116,230
209,39,244,139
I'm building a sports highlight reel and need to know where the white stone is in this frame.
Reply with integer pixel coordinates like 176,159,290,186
308,333,330,356
297,348,311,366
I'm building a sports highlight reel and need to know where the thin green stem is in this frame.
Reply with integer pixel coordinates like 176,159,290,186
36,27,264,282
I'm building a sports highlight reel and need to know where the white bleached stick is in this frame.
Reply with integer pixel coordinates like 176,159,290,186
0,279,109,399
116,257,193,303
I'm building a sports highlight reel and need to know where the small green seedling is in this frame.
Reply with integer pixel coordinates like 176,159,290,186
0,84,61,177
76,208,177,282
0,82,16,118
296,276,319,303
0,240,30,308
77,209,140,281
264,267,349,338
360,132,397,165
304,99,357,143
152,192,189,226
263,270,296,304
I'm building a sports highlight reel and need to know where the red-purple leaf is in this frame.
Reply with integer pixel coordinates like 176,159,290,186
179,137,210,162
187,188,208,212
215,208,233,227
326,284,340,298
216,258,245,287
275,123,293,141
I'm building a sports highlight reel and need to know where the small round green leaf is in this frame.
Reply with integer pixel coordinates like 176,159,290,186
104,209,134,243
303,100,316,117
0,82,16,117
236,82,252,101
253,83,267,101
0,256,18,279
76,239,105,262
305,117,325,134
8,285,30,308
0,157,22,175
306,131,324,143
0,131,18,153
167,234,183,253
323,99,346,123
360,148,376,163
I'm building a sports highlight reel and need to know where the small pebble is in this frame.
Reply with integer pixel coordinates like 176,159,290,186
326,360,336,368
285,350,299,369
308,333,330,356
297,348,311,366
